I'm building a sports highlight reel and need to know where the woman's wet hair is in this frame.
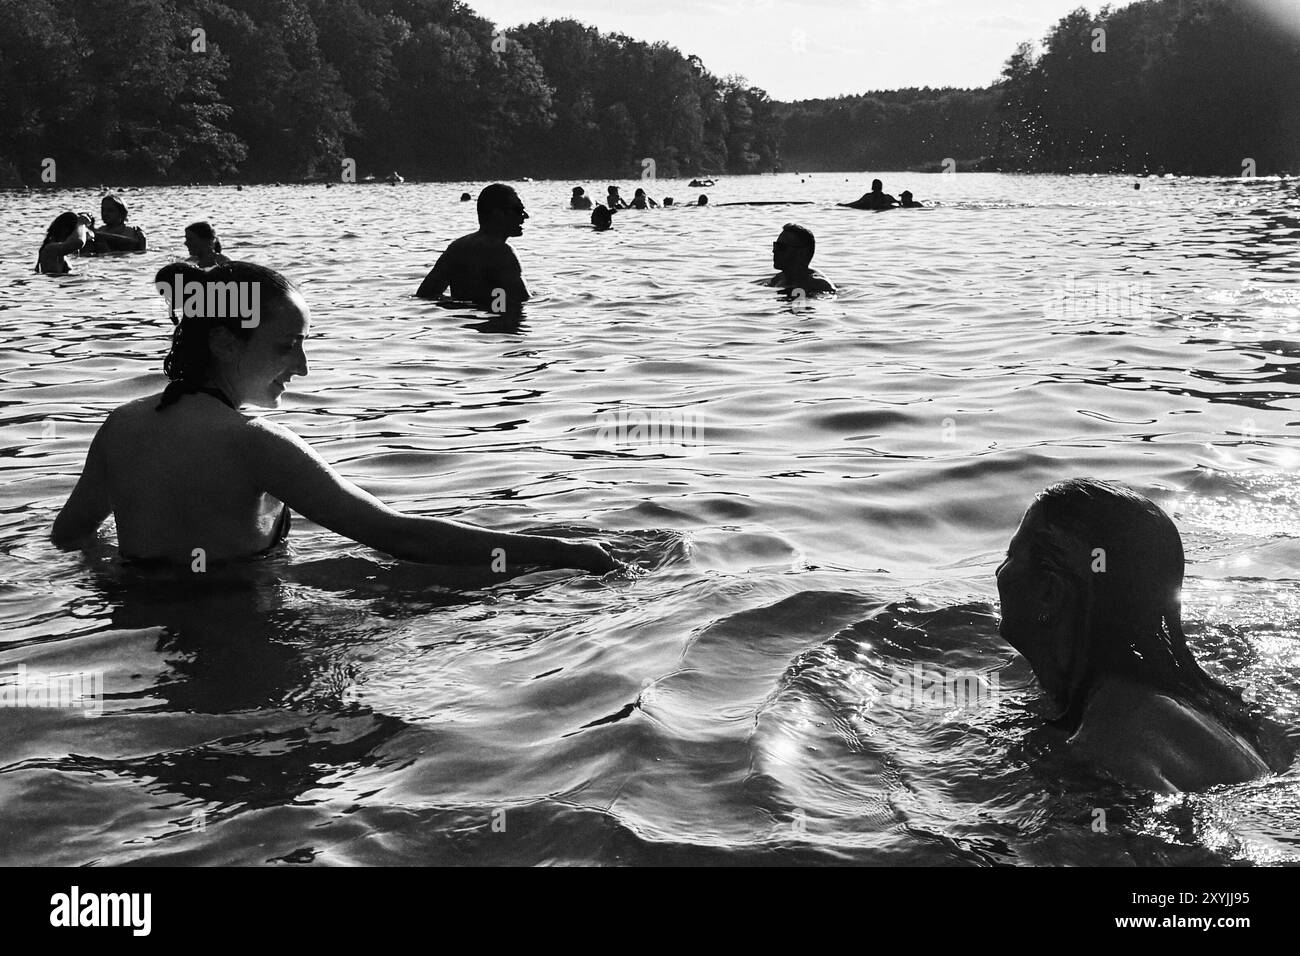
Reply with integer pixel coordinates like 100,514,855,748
1028,478,1287,768
36,212,82,271
101,194,128,221
186,220,221,254
153,261,299,410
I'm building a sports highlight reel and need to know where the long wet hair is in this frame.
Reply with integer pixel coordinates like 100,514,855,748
101,194,128,223
153,262,298,410
186,220,221,254
1029,478,1284,768
36,212,82,271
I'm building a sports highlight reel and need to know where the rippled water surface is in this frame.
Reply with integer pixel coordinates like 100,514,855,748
3,173,1300,865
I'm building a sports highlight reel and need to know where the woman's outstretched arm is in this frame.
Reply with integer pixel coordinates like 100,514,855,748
249,419,616,573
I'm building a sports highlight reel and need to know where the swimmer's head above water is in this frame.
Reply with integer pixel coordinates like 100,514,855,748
772,222,815,271
153,261,308,411
184,221,222,259
997,478,1282,788
100,194,128,227
477,183,528,238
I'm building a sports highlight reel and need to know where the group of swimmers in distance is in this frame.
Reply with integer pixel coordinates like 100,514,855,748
36,193,230,275
839,178,924,210
40,179,1288,796
572,184,710,229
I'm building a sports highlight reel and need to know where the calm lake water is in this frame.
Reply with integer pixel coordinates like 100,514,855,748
2,173,1300,865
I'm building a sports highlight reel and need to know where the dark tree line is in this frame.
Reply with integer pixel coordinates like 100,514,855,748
0,0,778,184
995,0,1300,174
776,88,1001,172
2,0,1296,185
779,0,1300,175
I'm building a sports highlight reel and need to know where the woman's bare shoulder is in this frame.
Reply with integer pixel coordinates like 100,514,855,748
1073,681,1267,791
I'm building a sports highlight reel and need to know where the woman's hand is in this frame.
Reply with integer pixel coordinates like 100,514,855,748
558,540,622,574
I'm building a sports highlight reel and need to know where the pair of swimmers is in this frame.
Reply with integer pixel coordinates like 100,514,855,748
840,179,924,210
36,195,147,274
48,296,1282,792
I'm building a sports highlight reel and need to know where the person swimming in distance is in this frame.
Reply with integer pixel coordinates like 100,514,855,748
91,194,147,251
184,221,232,269
36,212,95,274
605,185,628,210
415,183,530,312
697,194,709,206
571,187,592,210
51,262,617,573
663,197,674,207
898,191,923,208
460,192,472,201
767,223,836,294
591,205,613,231
840,179,897,210
996,478,1287,792
629,188,658,209
688,178,714,188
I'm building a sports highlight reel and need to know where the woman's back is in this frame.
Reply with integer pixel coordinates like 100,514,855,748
102,392,287,562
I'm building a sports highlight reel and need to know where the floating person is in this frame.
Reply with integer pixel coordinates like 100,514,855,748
767,223,836,294
570,186,593,210
591,205,613,231
416,183,530,312
605,185,628,209
460,192,472,202
92,194,147,251
697,194,709,206
184,221,232,269
663,197,674,207
688,178,715,188
51,261,617,574
839,179,898,210
996,478,1286,792
898,191,923,208
629,188,659,210
35,212,94,274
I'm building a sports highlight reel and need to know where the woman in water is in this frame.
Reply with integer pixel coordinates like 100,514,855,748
629,188,658,210
996,478,1285,792
184,221,232,269
52,262,618,573
36,212,95,274
92,194,147,252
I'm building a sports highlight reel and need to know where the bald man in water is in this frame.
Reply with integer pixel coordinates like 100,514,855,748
416,184,530,312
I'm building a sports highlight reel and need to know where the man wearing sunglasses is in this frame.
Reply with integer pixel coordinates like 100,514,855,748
767,223,837,295
416,183,531,312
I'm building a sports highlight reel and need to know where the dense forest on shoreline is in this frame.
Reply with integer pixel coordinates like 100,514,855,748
1,0,1297,186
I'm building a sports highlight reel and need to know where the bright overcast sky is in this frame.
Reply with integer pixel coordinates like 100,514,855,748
469,0,1127,100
